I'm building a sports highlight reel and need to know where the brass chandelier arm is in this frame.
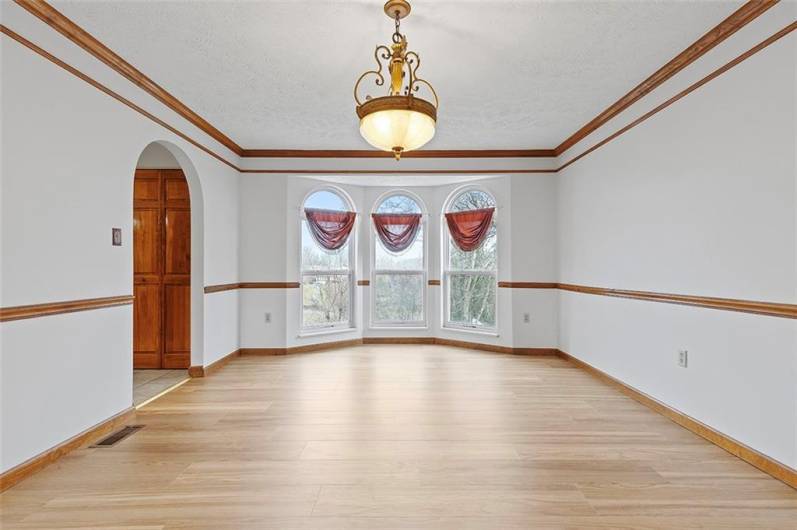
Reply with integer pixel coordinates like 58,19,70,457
411,79,439,109
354,45,392,107
403,51,438,108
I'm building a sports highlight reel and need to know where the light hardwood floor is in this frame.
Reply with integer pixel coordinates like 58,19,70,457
2,345,796,529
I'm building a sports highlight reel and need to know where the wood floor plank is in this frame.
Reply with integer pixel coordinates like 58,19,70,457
1,344,796,529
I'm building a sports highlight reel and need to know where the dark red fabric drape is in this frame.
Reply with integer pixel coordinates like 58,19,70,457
372,213,422,252
445,207,495,252
305,208,357,251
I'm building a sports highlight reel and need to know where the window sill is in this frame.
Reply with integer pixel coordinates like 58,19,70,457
368,325,429,331
297,326,357,338
441,325,499,338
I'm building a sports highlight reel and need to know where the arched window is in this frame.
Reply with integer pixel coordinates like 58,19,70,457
371,192,426,325
300,188,356,330
443,188,497,330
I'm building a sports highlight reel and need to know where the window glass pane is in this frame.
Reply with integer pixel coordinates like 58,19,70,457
375,194,421,214
450,190,495,212
304,190,349,211
374,273,424,322
375,230,424,270
448,230,496,271
448,273,496,328
301,221,350,270
302,274,350,327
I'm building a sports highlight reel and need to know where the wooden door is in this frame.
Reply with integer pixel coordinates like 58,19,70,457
133,169,190,369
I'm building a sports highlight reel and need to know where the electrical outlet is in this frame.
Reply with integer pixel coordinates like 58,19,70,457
523,313,530,323
264,312,271,324
678,349,688,368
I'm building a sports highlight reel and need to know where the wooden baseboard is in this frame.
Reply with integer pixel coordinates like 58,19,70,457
513,347,560,356
240,339,364,356
360,337,559,355
189,349,240,377
239,347,289,356
0,406,136,492
557,350,797,490
362,337,436,345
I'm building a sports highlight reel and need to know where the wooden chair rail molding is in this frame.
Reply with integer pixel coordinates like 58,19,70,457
204,282,300,293
3,15,793,177
0,295,134,322
5,0,785,170
499,282,797,319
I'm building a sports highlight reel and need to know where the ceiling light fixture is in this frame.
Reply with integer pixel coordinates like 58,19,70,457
354,0,438,160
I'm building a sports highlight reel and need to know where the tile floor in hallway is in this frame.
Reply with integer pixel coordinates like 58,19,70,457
133,369,188,406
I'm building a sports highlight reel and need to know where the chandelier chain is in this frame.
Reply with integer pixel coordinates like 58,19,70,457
392,11,402,43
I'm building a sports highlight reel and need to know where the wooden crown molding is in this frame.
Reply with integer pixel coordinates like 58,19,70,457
557,20,797,172
241,149,556,158
0,295,134,322
4,3,791,177
12,0,778,162
239,168,557,175
13,0,242,156
0,25,240,172
554,0,778,155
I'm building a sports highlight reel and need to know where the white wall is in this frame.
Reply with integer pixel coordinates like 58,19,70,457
0,2,240,472
136,143,182,169
557,4,796,468
2,0,793,481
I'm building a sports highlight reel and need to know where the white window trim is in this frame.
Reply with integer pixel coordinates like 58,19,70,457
441,186,498,333
299,187,357,332
369,192,428,329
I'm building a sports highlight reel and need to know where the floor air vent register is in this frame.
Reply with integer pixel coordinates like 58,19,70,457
91,425,145,447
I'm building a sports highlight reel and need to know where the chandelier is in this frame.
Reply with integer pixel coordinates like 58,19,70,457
354,0,438,160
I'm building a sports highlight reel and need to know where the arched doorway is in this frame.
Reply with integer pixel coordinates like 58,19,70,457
131,141,203,405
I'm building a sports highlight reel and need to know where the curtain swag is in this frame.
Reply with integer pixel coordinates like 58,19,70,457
445,207,495,252
304,208,357,251
371,213,422,253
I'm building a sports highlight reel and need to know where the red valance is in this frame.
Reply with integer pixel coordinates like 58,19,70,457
445,207,495,252
305,208,356,251
372,213,422,253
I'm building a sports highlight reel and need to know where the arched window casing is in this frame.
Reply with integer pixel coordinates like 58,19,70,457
300,188,356,331
442,187,497,331
370,192,427,327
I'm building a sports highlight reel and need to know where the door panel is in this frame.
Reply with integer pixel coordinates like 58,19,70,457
133,169,191,369
133,209,160,275
163,283,190,368
133,283,161,368
134,176,160,204
165,209,191,275
165,177,190,203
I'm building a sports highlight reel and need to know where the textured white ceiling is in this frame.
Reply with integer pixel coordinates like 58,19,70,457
52,0,736,150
